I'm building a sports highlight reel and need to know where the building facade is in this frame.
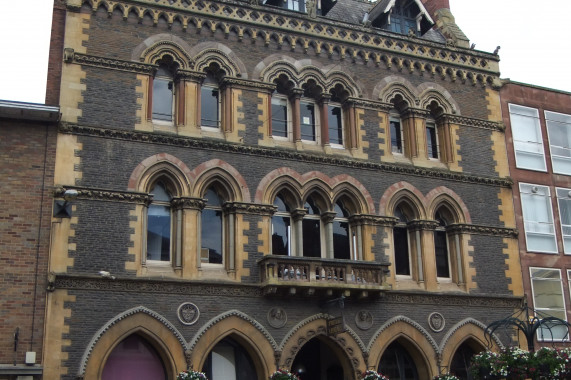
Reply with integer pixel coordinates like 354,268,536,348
44,0,523,379
0,100,59,380
500,81,571,348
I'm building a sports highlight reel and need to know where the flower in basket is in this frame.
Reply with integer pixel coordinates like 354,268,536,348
269,369,300,380
177,369,208,380
433,374,460,380
360,369,389,380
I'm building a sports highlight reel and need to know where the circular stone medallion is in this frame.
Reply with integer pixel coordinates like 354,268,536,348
177,302,200,326
355,310,374,330
267,307,287,328
428,312,445,332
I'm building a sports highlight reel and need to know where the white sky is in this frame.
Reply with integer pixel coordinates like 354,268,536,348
0,0,569,104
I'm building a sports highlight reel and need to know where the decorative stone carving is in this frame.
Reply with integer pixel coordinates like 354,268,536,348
267,307,287,328
355,310,373,330
177,302,200,325
53,186,151,204
428,312,445,332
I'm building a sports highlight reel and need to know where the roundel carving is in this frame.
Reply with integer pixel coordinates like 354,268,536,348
177,302,200,326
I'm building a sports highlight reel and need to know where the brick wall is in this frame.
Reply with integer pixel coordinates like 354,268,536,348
0,120,56,365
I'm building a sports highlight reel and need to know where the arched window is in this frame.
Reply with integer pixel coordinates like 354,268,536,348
332,201,352,260
426,118,439,159
271,79,292,140
147,181,173,262
201,187,224,264
434,209,452,279
449,341,479,379
378,341,419,380
201,72,221,129
102,335,166,380
202,337,257,380
303,196,322,257
300,81,322,143
390,109,404,154
394,205,411,276
272,193,292,256
152,57,178,123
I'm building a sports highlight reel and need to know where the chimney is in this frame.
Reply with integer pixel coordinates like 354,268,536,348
421,0,469,49
421,0,450,20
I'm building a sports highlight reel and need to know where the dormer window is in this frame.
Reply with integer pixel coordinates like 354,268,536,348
368,0,433,36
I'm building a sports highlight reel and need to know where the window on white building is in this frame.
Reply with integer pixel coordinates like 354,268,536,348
546,111,571,175
520,183,557,253
509,104,546,171
530,268,569,341
557,187,571,254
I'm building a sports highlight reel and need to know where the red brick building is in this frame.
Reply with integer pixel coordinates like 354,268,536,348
0,100,59,379
500,81,571,347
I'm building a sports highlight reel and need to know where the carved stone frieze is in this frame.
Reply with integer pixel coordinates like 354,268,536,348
407,220,440,231
78,0,500,87
67,51,157,75
52,274,264,296
349,214,396,227
444,114,505,132
384,292,522,309
59,123,513,188
221,77,277,92
447,224,518,238
53,186,151,204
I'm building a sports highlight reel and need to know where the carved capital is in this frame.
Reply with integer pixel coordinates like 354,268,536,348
408,220,439,231
223,202,277,215
171,197,205,210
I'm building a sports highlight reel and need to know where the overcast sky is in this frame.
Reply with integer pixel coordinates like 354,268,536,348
1,0,569,104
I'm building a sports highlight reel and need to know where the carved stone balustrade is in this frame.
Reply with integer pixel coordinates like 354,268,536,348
258,255,391,298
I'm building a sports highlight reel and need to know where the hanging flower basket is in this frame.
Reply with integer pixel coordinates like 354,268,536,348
177,370,209,380
360,370,390,380
269,369,300,380
433,374,461,380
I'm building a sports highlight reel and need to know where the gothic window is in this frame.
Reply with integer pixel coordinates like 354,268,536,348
332,201,352,260
102,335,167,380
434,209,451,279
390,111,404,154
378,341,419,380
202,337,257,380
271,91,290,139
393,206,411,276
426,121,439,159
272,193,292,256
152,57,178,123
302,196,323,258
201,187,224,264
147,181,173,262
201,73,221,129
327,103,343,146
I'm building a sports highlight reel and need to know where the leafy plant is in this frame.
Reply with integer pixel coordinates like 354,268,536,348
177,370,208,380
360,370,390,380
269,369,300,380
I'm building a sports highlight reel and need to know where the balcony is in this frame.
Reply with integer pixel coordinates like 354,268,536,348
258,255,391,298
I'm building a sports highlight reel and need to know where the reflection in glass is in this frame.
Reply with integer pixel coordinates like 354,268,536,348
201,85,220,128
272,195,291,255
147,182,171,262
300,101,316,141
202,188,223,264
272,96,288,138
328,105,343,145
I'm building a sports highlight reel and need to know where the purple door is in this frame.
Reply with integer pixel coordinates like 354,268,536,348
102,335,167,380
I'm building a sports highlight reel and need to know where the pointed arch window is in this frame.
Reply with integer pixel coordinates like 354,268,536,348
426,120,439,159
102,335,167,380
201,187,224,264
152,58,178,123
332,201,352,260
434,210,451,279
272,194,292,256
394,206,411,276
303,196,322,257
390,109,404,154
147,181,173,262
201,72,221,129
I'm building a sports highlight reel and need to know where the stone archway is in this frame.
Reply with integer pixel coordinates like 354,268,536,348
279,315,367,380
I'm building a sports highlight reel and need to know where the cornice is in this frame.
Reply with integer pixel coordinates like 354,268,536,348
54,186,151,204
64,49,157,75
76,0,500,86
58,123,513,188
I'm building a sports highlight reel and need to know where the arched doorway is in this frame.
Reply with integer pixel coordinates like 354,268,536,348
290,337,349,380
101,334,167,380
449,340,483,380
378,340,421,380
202,337,257,380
